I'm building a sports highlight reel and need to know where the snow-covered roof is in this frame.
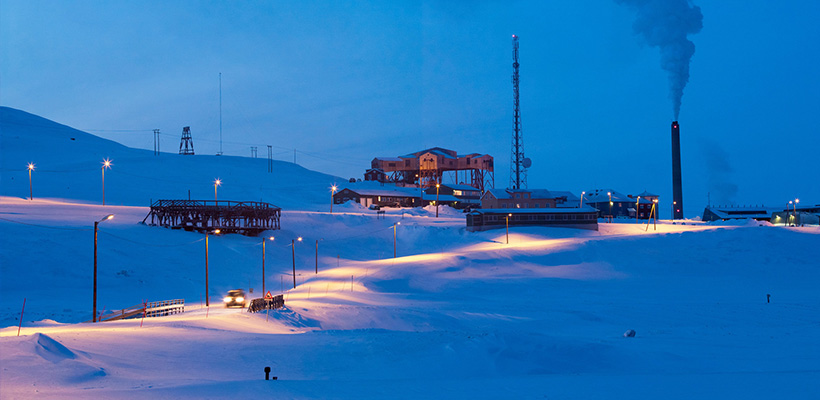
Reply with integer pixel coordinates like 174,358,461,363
374,157,403,162
484,188,578,201
471,206,599,214
443,184,481,192
339,183,420,198
583,189,652,204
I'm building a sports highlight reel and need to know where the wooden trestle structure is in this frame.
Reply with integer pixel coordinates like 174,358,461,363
143,200,281,236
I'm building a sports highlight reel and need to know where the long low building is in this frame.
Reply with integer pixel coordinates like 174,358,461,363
466,207,599,231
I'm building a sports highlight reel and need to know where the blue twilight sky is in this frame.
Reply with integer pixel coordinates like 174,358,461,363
2,1,818,216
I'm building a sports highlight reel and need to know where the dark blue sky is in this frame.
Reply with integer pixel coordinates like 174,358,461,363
2,1,818,216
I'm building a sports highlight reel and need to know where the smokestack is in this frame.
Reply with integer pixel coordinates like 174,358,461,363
671,121,683,219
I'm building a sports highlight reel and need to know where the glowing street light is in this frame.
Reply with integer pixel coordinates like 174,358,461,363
635,196,641,223
92,214,115,322
101,158,112,206
27,163,35,200
505,213,512,244
435,183,441,218
580,191,586,207
291,237,303,288
262,236,274,295
608,191,612,217
393,222,401,258
672,201,677,221
214,178,222,205
330,185,338,214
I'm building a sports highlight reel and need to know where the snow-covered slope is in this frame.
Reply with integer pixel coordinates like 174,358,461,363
0,107,342,209
1,108,819,399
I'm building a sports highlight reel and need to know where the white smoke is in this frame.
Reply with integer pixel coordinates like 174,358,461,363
617,0,703,119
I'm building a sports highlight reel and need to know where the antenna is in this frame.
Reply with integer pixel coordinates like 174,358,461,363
509,35,528,190
179,126,195,155
218,72,223,156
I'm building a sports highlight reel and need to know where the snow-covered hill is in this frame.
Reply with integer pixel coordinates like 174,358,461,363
1,108,819,398
1,107,342,209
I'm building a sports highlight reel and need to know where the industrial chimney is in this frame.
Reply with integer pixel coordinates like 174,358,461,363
671,121,683,219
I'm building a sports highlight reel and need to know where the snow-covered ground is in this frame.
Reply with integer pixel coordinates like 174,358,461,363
2,107,819,398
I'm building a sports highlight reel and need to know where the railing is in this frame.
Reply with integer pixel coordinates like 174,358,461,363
87,299,185,323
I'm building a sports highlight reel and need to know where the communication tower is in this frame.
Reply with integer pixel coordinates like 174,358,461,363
179,126,195,155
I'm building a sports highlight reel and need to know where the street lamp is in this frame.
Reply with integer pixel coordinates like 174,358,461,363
435,184,441,218
27,163,35,200
101,158,112,206
580,191,585,207
505,213,512,244
205,229,220,307
330,185,338,214
214,178,222,205
607,191,612,217
291,237,302,288
262,236,273,295
393,222,401,258
635,196,641,223
672,201,677,221
92,214,114,322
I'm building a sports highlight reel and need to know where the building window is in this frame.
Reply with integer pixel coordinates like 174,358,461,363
534,203,539,208
501,203,507,208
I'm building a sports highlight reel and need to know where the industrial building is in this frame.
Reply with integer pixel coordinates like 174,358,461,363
365,147,494,193
480,188,579,210
583,189,657,219
466,207,599,231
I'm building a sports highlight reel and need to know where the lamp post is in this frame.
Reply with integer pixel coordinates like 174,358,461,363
291,237,302,288
795,198,800,226
205,229,220,307
92,214,114,322
635,196,641,223
330,185,337,214
214,178,222,205
101,158,112,206
608,191,612,217
505,213,512,244
27,163,35,200
393,222,401,258
262,236,273,295
435,184,440,218
580,191,585,207
672,201,677,221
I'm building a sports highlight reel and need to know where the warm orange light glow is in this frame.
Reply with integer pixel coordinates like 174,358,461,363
269,236,275,241
102,158,112,168
331,185,337,193
213,229,221,234
27,163,35,171
105,214,114,220
214,179,222,186
297,237,303,241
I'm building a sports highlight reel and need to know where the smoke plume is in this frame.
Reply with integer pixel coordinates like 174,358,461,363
617,0,703,119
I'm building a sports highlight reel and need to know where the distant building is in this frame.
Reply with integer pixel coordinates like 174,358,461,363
423,184,482,209
480,188,579,210
701,205,780,222
466,207,599,231
583,189,656,219
333,184,421,208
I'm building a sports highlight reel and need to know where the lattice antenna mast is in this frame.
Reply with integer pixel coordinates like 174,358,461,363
179,126,195,155
509,34,526,190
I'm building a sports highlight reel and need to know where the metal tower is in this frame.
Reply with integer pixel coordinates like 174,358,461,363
179,126,195,155
509,34,527,190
